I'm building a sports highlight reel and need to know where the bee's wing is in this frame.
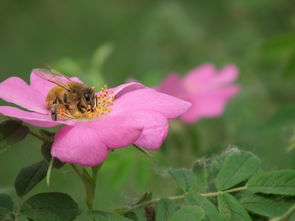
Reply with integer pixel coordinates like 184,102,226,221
34,69,73,91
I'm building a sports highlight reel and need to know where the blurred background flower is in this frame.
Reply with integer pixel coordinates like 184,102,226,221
156,63,239,123
0,0,295,216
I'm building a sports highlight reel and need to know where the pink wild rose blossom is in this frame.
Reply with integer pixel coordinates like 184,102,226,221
0,69,191,166
156,63,239,123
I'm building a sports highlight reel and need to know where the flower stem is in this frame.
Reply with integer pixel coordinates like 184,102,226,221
115,185,247,215
28,130,50,142
71,164,102,210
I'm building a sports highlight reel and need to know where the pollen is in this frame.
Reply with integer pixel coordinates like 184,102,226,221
87,85,114,120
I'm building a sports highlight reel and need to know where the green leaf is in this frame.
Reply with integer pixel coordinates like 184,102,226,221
192,159,209,193
156,198,176,221
247,170,295,195
215,150,260,190
0,120,29,153
218,193,252,221
0,194,14,219
15,160,48,197
41,141,65,169
132,192,152,206
21,192,80,221
209,151,228,182
169,168,197,192
90,212,131,221
170,205,205,221
185,194,225,221
240,192,295,218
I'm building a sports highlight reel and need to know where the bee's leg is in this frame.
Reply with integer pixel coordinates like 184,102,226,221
50,97,58,121
51,112,58,121
52,96,58,104
94,95,97,108
63,93,71,110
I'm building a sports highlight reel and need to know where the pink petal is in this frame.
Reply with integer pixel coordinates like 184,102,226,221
91,113,143,149
156,73,187,99
0,77,48,114
30,69,84,103
51,124,108,166
180,86,239,123
112,88,191,119
183,64,216,88
210,64,239,86
0,106,72,127
133,111,168,150
112,82,145,99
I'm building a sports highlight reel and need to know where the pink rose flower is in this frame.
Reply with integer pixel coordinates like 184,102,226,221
156,63,239,123
0,70,191,166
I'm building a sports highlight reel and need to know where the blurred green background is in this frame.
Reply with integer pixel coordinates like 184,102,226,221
1,0,295,218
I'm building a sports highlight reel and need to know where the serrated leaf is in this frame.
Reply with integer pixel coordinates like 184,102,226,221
169,168,197,192
15,160,48,197
218,193,252,221
185,194,225,221
192,159,209,193
156,198,176,221
0,194,14,219
170,205,205,221
21,192,80,221
247,170,295,195
209,151,228,181
240,192,295,218
215,151,260,191
0,120,29,153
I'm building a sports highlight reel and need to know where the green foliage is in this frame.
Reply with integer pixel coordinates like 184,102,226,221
20,192,80,221
41,141,64,169
218,193,252,221
192,159,209,193
283,50,295,78
215,150,260,190
0,120,29,153
155,198,176,221
170,205,205,221
0,194,14,220
240,192,295,218
92,213,131,221
15,160,48,197
169,168,197,192
185,194,225,221
247,170,295,195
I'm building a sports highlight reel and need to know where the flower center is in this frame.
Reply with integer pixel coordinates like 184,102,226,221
51,85,114,121
88,85,114,119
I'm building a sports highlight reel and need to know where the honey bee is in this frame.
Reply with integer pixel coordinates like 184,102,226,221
36,69,98,121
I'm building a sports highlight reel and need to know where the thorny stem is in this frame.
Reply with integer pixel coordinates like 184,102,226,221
115,185,248,215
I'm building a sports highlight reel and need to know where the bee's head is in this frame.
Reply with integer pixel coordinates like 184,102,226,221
82,88,95,107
